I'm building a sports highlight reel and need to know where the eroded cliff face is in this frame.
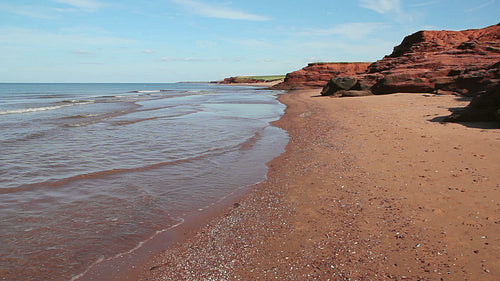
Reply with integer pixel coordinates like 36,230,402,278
318,24,500,122
272,62,371,90
366,23,500,96
322,24,500,96
218,76,284,84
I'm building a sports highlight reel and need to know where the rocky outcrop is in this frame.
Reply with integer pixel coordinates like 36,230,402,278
365,24,500,96
317,24,500,122
272,62,371,90
218,76,283,84
321,24,500,97
444,83,500,122
321,77,375,97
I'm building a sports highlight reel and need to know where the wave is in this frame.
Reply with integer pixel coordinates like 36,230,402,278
61,113,101,119
0,151,218,194
70,168,261,281
111,116,162,126
110,110,201,126
1,129,268,195
62,105,141,128
0,130,54,146
0,101,94,115
128,90,173,94
69,217,185,281
238,130,263,151
61,99,94,104
129,90,160,93
15,94,69,99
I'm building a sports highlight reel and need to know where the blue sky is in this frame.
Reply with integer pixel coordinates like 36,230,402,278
1,0,499,82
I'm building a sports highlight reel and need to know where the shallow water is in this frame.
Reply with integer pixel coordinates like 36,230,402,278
0,83,288,280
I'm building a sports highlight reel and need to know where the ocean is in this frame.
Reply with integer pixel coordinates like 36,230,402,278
0,83,288,280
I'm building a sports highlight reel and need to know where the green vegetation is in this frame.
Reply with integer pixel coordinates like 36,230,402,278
308,62,336,65
235,75,286,81
308,62,370,65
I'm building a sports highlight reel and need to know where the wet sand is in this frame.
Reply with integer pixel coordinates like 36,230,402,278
135,89,499,280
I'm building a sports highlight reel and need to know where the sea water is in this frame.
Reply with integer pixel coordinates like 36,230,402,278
0,83,288,280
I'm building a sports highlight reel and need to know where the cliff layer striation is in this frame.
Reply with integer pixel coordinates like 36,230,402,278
320,24,500,122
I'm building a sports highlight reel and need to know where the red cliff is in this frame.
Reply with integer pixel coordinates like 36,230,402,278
366,23,500,96
217,76,284,84
318,24,500,122
272,62,371,90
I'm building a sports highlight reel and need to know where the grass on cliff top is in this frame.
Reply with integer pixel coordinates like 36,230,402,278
308,62,370,65
236,75,285,81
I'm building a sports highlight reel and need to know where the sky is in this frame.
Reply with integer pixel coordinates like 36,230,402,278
1,0,499,83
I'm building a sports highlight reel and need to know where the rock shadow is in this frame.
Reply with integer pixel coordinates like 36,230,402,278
430,116,499,129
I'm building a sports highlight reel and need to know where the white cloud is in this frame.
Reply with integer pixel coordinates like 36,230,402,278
278,36,397,63
359,0,414,23
160,56,244,63
359,0,401,14
0,27,136,48
300,22,388,40
141,49,156,54
0,3,57,19
197,40,218,49
52,0,103,11
160,57,206,62
256,58,273,63
465,0,497,12
0,1,103,18
72,49,94,55
410,0,443,7
231,39,273,48
171,0,269,21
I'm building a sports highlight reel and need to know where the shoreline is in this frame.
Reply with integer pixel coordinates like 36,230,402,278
109,89,498,280
75,184,252,281
74,84,287,281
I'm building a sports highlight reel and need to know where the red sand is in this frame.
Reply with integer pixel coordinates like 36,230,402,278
107,90,499,280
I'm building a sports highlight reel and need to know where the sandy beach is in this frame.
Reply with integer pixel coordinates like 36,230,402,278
5,3,499,280
129,89,500,280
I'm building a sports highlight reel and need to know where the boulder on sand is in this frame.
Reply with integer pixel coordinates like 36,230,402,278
444,83,500,122
321,77,359,96
273,62,371,90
